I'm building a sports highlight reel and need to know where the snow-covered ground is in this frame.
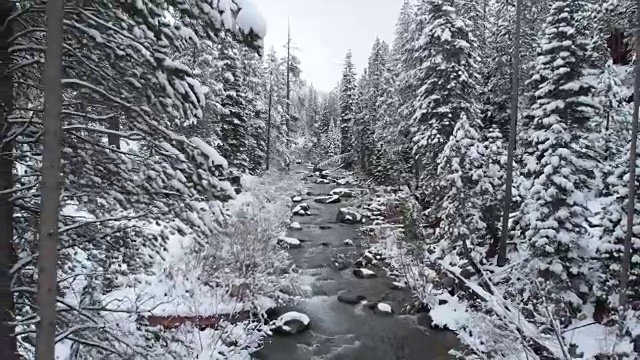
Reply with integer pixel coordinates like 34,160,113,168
54,169,306,359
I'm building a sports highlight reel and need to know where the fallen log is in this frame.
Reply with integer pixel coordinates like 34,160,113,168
143,310,253,330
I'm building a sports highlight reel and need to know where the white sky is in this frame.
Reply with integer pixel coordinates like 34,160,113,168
257,0,404,92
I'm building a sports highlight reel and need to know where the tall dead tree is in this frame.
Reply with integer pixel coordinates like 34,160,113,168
497,0,522,267
0,1,18,358
36,0,65,358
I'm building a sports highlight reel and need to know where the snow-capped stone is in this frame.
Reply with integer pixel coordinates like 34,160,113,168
343,239,354,246
292,203,311,216
373,302,393,316
330,188,354,198
353,268,377,279
291,195,303,203
315,178,331,185
336,208,363,224
289,222,302,230
336,178,351,185
278,236,301,249
390,281,406,290
314,195,341,204
273,311,310,335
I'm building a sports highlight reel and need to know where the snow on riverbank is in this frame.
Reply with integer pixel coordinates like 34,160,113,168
54,170,306,359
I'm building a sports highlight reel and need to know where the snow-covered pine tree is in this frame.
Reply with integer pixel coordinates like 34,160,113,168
216,31,256,172
597,143,640,306
409,0,480,196
517,0,598,287
339,50,357,160
431,113,487,264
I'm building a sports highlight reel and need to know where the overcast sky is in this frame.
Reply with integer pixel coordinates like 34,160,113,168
257,0,404,93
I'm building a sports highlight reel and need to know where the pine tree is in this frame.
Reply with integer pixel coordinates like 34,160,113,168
409,0,480,193
517,1,598,284
431,114,487,263
597,143,640,305
339,50,357,159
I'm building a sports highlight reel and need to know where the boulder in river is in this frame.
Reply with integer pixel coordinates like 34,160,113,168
314,195,341,204
289,222,302,230
390,281,406,290
336,208,364,224
330,188,354,198
353,268,377,279
272,311,311,335
292,203,311,216
315,178,331,185
337,292,367,305
373,302,393,316
319,225,332,230
277,236,302,249
291,195,303,203
343,239,354,246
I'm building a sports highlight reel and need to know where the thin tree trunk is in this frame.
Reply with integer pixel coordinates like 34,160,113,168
497,0,522,267
36,0,64,358
0,1,18,358
265,79,273,171
620,0,640,309
285,21,291,144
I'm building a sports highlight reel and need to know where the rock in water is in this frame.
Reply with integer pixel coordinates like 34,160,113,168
277,236,302,249
315,178,331,184
336,208,363,224
289,222,302,230
291,195,303,203
337,292,367,305
373,302,393,316
390,281,406,290
330,188,354,198
314,195,341,204
343,239,354,246
353,268,377,279
273,311,311,335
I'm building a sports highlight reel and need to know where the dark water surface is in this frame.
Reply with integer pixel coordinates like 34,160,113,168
255,169,458,360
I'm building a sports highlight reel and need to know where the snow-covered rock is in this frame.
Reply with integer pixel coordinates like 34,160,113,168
289,222,302,230
336,208,364,224
330,188,354,198
291,195,303,203
373,302,393,316
292,203,311,216
390,281,406,290
278,236,301,249
353,268,376,279
343,239,354,246
314,195,341,204
336,178,351,185
315,178,331,185
273,311,310,335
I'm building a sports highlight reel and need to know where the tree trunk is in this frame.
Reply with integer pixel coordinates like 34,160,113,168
497,0,522,267
285,21,291,150
265,79,273,171
620,0,640,309
0,1,18,358
36,0,64,358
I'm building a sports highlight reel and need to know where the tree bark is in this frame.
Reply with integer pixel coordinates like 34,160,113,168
497,0,522,267
265,78,273,171
0,1,18,358
619,0,640,309
36,0,65,358
285,20,291,148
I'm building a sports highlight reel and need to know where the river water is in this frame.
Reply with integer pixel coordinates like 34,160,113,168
255,169,458,360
